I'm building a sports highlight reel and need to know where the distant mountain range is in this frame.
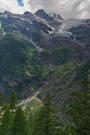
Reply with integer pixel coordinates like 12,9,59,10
0,9,90,104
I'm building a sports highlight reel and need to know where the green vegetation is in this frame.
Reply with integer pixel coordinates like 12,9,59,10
10,92,17,112
0,10,90,135
0,30,89,135
0,72,90,135
0,31,89,101
0,32,50,98
11,107,29,135
0,106,12,135
0,33,37,75
68,72,90,135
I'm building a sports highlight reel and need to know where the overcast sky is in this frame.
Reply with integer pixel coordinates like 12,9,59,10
0,0,90,19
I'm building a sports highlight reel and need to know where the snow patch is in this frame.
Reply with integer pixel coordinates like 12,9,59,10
31,40,43,53
0,23,1,29
55,19,86,37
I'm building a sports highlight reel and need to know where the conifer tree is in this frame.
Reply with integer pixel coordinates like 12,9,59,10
11,107,29,135
63,123,76,135
32,92,58,135
0,93,3,106
0,106,12,135
10,91,17,112
69,72,90,135
0,93,3,119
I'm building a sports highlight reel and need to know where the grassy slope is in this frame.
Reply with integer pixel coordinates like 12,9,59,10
0,33,47,99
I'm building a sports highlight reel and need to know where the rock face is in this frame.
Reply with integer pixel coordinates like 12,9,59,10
0,10,90,45
0,9,90,101
35,9,54,21
70,19,90,47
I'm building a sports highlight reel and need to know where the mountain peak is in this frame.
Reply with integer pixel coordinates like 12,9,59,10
24,11,32,15
51,13,63,20
35,9,47,14
35,9,54,21
4,10,11,14
23,11,34,17
4,10,13,15
35,9,63,21
23,11,36,20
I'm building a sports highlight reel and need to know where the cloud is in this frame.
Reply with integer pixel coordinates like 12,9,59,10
28,0,90,19
0,0,90,19
0,0,31,14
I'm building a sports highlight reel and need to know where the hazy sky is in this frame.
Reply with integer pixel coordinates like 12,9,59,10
0,0,90,19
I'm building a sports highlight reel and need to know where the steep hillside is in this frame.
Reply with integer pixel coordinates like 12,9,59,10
0,32,47,99
0,10,89,103
37,60,90,106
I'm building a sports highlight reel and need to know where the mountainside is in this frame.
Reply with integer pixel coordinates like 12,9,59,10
0,33,43,99
0,10,90,104
38,60,90,105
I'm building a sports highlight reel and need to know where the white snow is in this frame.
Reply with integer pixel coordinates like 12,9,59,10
55,19,86,37
31,40,43,53
3,31,6,36
48,30,54,34
0,22,6,36
0,23,1,29
35,16,55,33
